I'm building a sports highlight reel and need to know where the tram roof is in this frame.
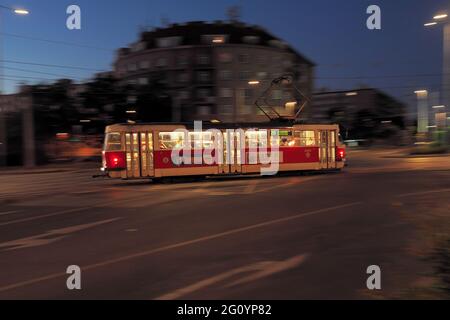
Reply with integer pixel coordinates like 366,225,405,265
106,121,339,132
106,121,340,132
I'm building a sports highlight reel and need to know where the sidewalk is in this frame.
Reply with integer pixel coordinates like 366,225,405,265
348,147,449,159
0,161,99,176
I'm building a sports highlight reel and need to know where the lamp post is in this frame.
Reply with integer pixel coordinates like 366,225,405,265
424,12,449,127
414,90,429,136
0,5,29,167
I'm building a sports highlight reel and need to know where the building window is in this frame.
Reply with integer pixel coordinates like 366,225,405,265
197,71,211,82
177,73,189,83
269,39,286,49
131,41,146,52
219,70,233,81
220,88,233,98
197,88,211,99
139,60,150,70
138,78,148,86
197,54,211,65
156,58,167,68
197,106,211,116
218,52,233,63
243,36,260,44
156,36,182,48
202,34,228,44
128,63,137,72
257,71,268,80
220,104,233,115
283,59,293,68
239,71,251,80
178,55,189,66
179,91,190,100
238,54,249,63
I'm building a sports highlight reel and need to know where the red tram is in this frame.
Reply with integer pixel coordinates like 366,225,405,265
101,122,346,180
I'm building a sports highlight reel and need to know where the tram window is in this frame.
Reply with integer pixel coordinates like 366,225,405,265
202,132,214,148
189,133,201,149
258,130,269,148
295,131,315,146
104,133,122,151
159,132,184,149
276,130,294,147
245,131,259,147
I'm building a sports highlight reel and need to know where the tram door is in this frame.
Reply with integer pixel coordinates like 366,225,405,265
318,130,337,169
125,132,154,178
222,131,243,174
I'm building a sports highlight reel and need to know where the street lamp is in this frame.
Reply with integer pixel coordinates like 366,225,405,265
423,11,449,116
0,4,30,94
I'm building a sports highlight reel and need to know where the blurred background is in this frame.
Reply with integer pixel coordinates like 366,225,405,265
0,0,448,300
0,0,448,167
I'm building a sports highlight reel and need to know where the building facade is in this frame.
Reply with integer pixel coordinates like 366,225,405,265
113,21,314,123
312,88,407,141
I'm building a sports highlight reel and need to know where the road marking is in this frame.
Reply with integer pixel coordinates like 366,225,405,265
0,207,90,227
396,188,450,198
0,202,361,293
0,192,156,227
156,254,308,300
0,211,19,216
0,218,121,251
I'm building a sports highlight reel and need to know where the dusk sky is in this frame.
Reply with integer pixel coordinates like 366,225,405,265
2,0,450,110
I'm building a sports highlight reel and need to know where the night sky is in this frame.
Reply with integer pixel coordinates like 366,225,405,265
2,0,450,111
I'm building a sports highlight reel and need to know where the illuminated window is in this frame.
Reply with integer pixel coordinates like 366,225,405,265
202,35,228,44
159,132,185,150
295,131,316,146
104,133,122,151
277,130,294,147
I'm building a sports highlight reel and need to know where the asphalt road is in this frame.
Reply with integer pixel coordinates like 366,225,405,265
0,149,449,299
